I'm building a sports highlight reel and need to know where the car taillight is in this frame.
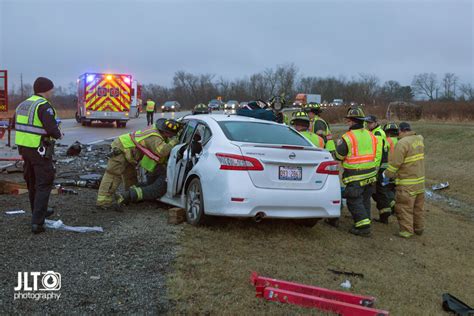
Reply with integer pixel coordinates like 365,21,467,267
316,161,339,175
216,153,264,171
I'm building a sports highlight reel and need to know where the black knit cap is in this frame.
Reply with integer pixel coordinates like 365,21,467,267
399,122,411,131
33,77,54,94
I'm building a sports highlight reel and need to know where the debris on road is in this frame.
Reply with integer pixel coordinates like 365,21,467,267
442,293,473,315
44,219,104,233
340,279,352,289
432,182,449,191
251,272,388,315
328,268,364,278
5,209,26,215
0,180,27,194
168,207,186,224
66,141,82,156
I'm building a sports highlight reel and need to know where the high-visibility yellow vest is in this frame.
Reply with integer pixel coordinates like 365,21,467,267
146,101,155,112
310,116,336,151
15,95,56,148
372,125,389,151
386,136,398,154
340,129,379,184
300,131,325,148
119,125,165,172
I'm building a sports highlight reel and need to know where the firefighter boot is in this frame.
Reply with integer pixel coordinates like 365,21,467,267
349,226,372,237
115,191,131,212
379,211,391,224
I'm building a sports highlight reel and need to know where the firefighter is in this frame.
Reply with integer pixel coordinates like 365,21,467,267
365,115,393,224
268,94,287,124
384,122,425,238
335,107,382,236
290,111,325,148
192,103,209,115
96,118,182,209
15,77,62,234
383,122,399,155
303,103,336,153
145,98,156,126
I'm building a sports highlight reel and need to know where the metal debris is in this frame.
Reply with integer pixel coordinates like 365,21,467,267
328,269,364,278
432,182,449,191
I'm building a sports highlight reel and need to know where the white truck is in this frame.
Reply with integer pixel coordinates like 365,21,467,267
293,93,322,106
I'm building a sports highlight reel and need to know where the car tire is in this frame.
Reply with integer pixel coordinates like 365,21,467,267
295,218,320,227
185,178,209,226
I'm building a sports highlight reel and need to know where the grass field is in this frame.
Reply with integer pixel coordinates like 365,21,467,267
167,122,474,315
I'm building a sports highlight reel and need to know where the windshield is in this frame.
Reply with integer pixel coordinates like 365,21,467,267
164,101,175,107
218,121,311,146
228,100,238,104
209,100,219,104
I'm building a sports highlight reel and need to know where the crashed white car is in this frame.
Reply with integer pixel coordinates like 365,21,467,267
160,114,341,226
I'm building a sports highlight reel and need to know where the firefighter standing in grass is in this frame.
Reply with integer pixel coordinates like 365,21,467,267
145,98,156,126
383,122,425,238
365,115,394,224
96,119,182,210
290,111,325,148
335,107,382,236
383,122,399,155
15,77,62,234
304,103,336,153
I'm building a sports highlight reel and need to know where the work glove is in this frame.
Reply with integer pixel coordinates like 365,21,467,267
381,171,391,186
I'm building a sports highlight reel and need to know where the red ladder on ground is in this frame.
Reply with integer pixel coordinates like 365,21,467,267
251,272,389,316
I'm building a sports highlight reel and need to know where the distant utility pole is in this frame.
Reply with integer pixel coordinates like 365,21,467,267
20,73,24,99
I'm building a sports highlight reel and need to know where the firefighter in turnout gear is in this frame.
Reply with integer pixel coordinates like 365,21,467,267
366,115,394,224
290,111,325,148
96,119,182,209
384,122,425,239
303,103,336,153
335,107,382,236
145,98,156,126
383,122,399,155
15,77,62,234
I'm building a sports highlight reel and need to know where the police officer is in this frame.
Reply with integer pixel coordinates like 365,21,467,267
335,107,382,236
366,115,393,224
15,77,62,234
290,111,325,148
145,98,156,126
96,118,182,209
304,103,336,153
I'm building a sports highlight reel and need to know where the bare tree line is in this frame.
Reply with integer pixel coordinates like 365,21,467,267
7,65,474,111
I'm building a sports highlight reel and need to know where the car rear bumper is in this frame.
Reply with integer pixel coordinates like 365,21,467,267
201,171,341,219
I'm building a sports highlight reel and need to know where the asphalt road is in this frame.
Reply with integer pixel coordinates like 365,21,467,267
3,111,193,147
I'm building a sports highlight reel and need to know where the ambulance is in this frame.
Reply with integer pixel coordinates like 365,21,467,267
76,73,132,127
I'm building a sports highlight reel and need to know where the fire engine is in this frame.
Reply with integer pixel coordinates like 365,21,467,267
76,73,132,127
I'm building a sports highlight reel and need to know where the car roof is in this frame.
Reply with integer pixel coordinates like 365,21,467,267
184,114,281,125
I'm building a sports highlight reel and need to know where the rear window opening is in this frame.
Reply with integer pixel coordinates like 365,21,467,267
218,121,312,146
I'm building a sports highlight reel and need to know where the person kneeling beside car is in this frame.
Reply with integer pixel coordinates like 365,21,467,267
96,118,182,210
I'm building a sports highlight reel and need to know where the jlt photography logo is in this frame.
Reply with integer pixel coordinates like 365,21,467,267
14,271,62,300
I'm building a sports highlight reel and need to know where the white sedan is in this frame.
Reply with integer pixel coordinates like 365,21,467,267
160,114,341,226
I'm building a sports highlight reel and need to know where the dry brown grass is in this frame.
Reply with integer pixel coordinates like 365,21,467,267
168,122,474,315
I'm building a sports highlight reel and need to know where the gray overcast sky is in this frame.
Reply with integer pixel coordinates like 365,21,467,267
0,0,473,88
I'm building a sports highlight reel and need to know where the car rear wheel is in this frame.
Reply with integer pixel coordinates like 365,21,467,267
185,178,208,226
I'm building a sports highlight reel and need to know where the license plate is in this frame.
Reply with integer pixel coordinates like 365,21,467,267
279,166,302,181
